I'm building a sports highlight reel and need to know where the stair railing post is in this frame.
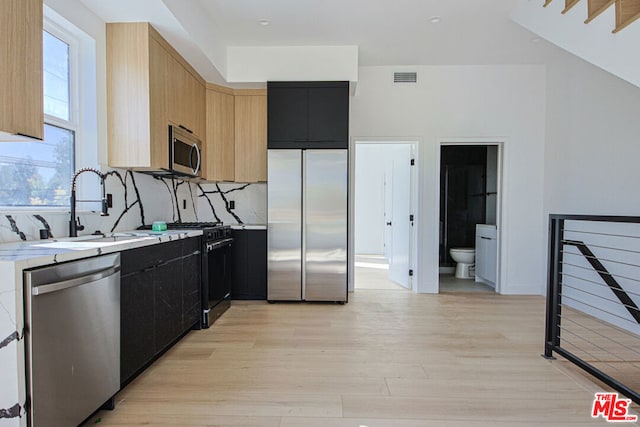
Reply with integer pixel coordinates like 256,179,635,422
544,215,564,358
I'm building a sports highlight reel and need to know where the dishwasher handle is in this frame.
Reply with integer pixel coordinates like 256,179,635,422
32,265,121,296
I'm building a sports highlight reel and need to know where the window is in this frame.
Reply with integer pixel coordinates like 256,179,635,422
0,28,76,206
0,7,98,208
43,31,71,121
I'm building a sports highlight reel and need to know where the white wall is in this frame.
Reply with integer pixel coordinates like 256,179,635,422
351,65,547,294
226,46,358,83
354,144,386,254
354,143,413,255
544,51,640,216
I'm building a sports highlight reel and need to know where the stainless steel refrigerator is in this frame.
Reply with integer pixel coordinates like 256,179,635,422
267,149,348,302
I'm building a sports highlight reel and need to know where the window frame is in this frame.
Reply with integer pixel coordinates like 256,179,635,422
43,17,78,165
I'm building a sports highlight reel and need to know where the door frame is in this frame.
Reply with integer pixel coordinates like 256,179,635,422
435,138,505,294
349,138,419,293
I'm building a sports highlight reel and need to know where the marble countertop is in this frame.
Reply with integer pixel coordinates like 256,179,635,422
0,229,203,271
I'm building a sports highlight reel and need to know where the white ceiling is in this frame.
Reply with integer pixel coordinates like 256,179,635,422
79,0,555,82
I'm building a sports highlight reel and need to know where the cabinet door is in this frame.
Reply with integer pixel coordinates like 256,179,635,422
205,88,235,181
475,234,484,280
187,73,206,139
148,36,170,169
154,260,183,352
486,237,497,284
235,95,267,182
166,55,205,138
307,86,349,145
120,270,155,385
120,244,159,276
166,53,185,130
231,229,267,300
0,0,43,140
231,229,249,299
267,87,307,143
182,238,202,329
247,229,267,300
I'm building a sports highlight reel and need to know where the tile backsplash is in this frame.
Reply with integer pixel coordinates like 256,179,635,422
0,169,266,243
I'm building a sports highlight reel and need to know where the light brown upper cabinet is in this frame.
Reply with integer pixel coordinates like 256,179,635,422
107,22,205,170
205,86,266,183
234,91,267,183
166,53,205,139
205,84,235,181
0,0,43,141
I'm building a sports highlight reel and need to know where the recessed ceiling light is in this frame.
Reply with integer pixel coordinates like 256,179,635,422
429,16,441,24
258,19,270,26
530,37,542,43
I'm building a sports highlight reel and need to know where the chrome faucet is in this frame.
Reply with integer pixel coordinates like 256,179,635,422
69,168,109,237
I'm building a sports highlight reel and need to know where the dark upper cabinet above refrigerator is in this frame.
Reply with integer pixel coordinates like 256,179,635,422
268,81,349,149
268,86,308,142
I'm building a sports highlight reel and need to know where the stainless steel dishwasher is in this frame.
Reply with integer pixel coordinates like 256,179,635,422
24,253,121,427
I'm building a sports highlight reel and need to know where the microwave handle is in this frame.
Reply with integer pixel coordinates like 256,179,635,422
191,143,201,175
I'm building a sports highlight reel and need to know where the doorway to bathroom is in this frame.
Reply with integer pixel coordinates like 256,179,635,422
438,143,501,293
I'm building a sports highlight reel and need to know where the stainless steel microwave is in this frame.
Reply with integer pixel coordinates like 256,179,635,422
169,124,202,177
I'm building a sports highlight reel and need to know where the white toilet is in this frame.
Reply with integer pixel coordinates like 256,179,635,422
449,248,476,279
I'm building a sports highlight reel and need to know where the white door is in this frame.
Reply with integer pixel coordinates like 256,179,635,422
388,145,412,288
384,170,393,261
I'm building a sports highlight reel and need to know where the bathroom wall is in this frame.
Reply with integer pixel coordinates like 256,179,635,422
0,169,266,243
486,146,498,225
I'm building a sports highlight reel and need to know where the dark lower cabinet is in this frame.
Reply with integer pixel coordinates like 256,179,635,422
120,236,201,385
120,269,154,383
154,260,183,350
182,238,202,330
231,228,267,300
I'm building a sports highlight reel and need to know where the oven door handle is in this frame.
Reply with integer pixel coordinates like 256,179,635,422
206,238,234,252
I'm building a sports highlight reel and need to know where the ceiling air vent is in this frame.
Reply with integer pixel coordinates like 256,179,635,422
394,72,417,83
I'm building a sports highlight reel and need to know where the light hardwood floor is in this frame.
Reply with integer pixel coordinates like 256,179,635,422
354,255,405,290
87,291,639,426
